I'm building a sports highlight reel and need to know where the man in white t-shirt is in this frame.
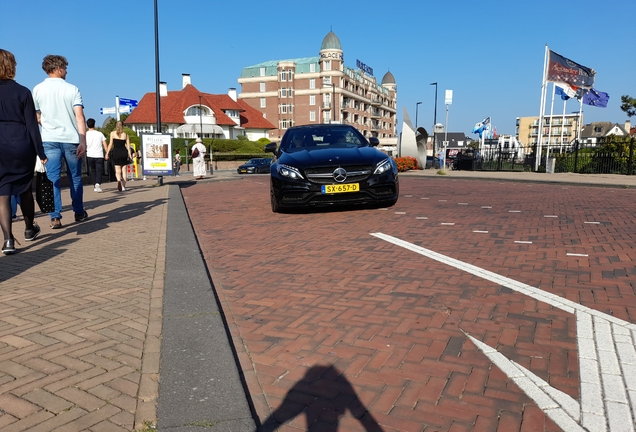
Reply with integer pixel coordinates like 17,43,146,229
85,118,107,192
33,55,87,229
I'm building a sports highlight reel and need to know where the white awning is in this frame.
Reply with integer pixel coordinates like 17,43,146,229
175,124,224,135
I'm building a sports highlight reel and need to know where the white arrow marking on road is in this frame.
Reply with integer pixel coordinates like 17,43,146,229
371,232,636,432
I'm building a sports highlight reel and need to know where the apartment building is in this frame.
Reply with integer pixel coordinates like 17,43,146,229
237,31,397,142
516,113,583,147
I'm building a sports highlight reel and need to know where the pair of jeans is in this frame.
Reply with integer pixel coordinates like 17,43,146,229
43,142,85,220
87,157,104,186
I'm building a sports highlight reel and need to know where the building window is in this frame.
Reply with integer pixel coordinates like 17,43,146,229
287,71,293,81
289,88,293,98
310,95,315,106
280,119,289,129
281,88,287,97
324,76,331,85
280,71,286,81
324,60,331,71
281,104,287,114
260,82,266,92
310,63,316,73
309,78,315,89
260,98,266,108
310,111,316,122
259,67,266,77
289,104,293,113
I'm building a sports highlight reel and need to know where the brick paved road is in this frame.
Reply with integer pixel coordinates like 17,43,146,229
183,176,636,432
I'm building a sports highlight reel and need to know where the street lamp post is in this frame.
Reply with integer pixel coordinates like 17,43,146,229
153,0,163,185
415,101,422,130
430,82,438,157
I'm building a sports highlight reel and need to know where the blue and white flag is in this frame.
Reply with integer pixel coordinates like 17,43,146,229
472,117,491,138
582,88,610,108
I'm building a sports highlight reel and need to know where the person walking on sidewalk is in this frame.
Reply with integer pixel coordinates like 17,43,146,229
191,138,206,179
86,118,107,193
32,54,87,229
0,49,48,254
173,148,181,176
105,120,132,191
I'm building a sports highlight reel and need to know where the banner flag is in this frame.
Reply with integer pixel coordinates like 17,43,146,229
546,50,595,88
582,88,610,108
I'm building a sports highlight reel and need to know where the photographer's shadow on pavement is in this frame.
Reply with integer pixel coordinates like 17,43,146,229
258,365,383,432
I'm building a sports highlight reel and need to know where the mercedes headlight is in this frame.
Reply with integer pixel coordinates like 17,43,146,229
374,158,393,175
277,164,304,180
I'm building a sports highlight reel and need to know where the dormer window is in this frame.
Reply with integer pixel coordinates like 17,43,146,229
186,106,209,116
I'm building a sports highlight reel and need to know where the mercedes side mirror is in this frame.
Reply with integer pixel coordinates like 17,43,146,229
369,137,380,147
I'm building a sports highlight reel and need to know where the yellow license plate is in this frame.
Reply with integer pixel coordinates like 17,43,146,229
322,183,359,194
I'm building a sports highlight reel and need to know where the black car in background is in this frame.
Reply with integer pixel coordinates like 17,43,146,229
237,158,272,174
265,124,399,212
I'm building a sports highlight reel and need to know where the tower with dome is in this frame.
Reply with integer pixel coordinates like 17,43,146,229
238,30,397,145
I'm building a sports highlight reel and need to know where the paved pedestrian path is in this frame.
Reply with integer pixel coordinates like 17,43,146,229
0,169,634,431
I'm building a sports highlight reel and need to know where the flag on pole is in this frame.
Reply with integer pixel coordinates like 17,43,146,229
546,50,595,88
555,83,577,100
472,117,491,138
582,88,610,108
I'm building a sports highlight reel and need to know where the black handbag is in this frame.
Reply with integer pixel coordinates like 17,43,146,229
35,171,55,213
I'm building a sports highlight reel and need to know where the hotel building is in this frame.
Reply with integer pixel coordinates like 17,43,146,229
237,31,397,142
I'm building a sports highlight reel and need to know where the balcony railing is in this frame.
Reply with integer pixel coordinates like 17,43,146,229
322,102,331,110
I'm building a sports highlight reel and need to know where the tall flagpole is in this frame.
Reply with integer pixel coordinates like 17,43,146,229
546,83,556,162
577,97,583,142
559,98,566,153
535,45,549,171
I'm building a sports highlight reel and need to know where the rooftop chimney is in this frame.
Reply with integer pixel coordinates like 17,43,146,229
625,120,631,134
228,88,237,102
159,82,168,97
182,73,191,89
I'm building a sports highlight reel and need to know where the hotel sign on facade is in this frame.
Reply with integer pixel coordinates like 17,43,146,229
356,59,373,76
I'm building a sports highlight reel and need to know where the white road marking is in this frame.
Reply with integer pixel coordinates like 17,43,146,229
509,210,521,213
394,212,406,215
416,217,428,220
514,241,533,244
473,230,489,233
458,203,468,205
544,215,559,218
440,223,455,226
370,232,636,431
585,222,601,224
567,253,589,257
482,206,492,208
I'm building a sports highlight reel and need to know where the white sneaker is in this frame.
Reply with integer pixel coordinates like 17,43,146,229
95,184,102,193
121,187,126,191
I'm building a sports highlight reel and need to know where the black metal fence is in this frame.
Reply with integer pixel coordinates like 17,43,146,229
453,137,635,175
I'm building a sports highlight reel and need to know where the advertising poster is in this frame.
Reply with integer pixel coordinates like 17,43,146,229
141,133,173,176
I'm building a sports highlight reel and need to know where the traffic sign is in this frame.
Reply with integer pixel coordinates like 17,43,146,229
119,98,138,107
100,105,132,115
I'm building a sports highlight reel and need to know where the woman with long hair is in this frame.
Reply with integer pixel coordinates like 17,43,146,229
105,120,132,191
0,49,48,254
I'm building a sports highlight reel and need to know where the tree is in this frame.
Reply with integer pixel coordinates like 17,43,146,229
620,95,636,117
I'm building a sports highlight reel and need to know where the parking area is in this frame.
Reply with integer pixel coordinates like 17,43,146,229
182,176,636,432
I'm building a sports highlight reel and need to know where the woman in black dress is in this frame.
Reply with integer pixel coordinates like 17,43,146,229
0,49,48,255
105,120,132,191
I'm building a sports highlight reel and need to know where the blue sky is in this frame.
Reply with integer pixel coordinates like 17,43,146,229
3,0,634,138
